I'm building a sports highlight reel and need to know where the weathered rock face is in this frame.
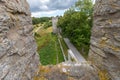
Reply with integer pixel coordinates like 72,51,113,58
35,63,99,80
52,17,58,34
89,0,120,80
0,0,39,80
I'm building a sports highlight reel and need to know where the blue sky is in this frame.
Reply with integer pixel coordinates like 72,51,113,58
27,0,77,17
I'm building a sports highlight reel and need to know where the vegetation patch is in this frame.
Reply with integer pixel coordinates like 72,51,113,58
35,27,64,65
57,0,93,58
32,17,52,29
59,37,68,58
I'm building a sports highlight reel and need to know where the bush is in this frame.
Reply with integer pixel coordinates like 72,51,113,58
44,21,52,29
32,17,51,25
57,0,93,57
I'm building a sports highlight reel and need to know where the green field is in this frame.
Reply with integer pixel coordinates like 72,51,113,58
35,27,64,65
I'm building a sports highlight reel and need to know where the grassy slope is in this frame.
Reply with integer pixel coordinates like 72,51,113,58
35,27,64,65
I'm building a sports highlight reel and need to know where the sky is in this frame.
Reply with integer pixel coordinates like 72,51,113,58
27,0,77,17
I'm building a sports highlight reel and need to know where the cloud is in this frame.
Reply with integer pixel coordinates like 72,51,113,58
31,10,66,17
26,0,77,17
27,0,77,12
47,0,76,10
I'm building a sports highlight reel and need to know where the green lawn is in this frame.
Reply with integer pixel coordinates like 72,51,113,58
35,27,64,65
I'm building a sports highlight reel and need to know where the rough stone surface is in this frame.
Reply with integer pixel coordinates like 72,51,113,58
89,0,120,80
0,0,39,80
34,62,99,80
52,17,58,34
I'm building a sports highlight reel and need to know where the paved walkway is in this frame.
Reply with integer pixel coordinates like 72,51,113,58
64,38,86,62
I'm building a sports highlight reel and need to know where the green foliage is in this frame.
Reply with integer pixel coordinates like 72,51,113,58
37,34,64,65
34,32,41,37
35,27,64,65
59,37,68,57
32,17,51,25
75,0,93,15
44,21,52,29
57,0,93,57
32,17,52,29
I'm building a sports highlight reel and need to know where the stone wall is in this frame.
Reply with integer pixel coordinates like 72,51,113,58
0,0,39,80
52,17,58,34
89,0,120,80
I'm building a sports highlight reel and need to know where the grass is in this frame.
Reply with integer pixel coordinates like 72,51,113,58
35,27,64,65
59,37,68,58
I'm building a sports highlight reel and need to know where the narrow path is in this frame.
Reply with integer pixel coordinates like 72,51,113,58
64,38,86,62
35,26,42,33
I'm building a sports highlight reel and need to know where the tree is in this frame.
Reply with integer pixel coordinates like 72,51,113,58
32,17,51,25
75,0,93,15
57,0,93,57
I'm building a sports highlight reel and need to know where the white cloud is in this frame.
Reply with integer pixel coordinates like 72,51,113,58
40,0,49,4
27,0,77,12
26,0,77,17
31,10,66,17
